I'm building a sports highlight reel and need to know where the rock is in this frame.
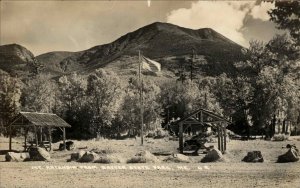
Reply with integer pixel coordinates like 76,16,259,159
5,152,30,162
59,141,75,151
200,148,223,163
66,141,75,150
127,150,159,163
70,150,86,161
146,132,155,138
164,153,190,163
29,147,51,161
277,148,299,163
94,155,120,164
242,151,264,163
59,143,64,150
78,151,99,163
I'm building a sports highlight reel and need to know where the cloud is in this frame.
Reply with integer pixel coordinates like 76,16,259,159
166,1,275,47
250,2,275,21
1,1,276,55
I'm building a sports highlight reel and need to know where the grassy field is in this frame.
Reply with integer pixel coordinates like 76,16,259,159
0,136,299,188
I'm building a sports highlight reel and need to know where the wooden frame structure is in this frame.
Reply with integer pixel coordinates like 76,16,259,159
176,108,231,154
9,112,71,151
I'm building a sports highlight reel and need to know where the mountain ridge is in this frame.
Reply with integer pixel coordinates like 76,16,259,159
0,22,244,78
56,22,244,75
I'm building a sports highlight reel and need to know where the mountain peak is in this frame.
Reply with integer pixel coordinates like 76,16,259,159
129,22,237,46
0,43,40,78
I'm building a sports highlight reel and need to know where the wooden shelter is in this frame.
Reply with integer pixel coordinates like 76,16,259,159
175,108,231,154
9,112,71,151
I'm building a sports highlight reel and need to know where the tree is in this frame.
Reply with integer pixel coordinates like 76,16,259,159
161,80,222,124
195,74,254,137
0,70,21,149
234,34,300,137
22,74,56,113
268,1,300,45
58,73,87,113
57,73,90,139
119,77,162,135
86,69,124,137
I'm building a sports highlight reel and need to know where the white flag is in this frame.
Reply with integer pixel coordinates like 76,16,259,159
141,55,161,72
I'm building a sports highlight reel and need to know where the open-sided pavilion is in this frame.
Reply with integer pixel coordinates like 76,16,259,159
175,108,231,154
9,112,71,151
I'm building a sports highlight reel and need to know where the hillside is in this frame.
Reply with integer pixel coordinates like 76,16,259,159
1,22,245,79
56,22,244,76
0,44,41,78
36,51,75,75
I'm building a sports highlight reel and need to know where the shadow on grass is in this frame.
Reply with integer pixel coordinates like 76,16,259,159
0,150,20,155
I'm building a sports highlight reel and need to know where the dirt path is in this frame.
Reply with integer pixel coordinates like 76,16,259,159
1,137,300,187
1,162,299,188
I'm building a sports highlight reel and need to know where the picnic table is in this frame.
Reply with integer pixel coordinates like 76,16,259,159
23,140,51,151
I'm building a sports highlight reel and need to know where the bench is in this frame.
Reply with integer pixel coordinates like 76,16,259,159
23,141,51,151
39,141,51,151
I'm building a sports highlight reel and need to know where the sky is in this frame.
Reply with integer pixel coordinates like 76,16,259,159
0,0,283,56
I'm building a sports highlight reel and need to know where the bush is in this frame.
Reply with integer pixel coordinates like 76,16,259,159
154,129,168,139
273,134,289,141
146,132,155,138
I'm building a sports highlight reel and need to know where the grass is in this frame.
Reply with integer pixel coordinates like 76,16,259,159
1,136,300,164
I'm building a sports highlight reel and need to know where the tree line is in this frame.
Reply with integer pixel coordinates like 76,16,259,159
0,1,299,139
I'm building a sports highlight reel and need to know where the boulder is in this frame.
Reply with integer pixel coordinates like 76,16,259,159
66,141,75,150
29,147,51,161
59,141,75,151
164,153,190,163
94,155,121,164
242,151,264,163
70,150,86,161
78,151,99,163
5,152,30,162
277,148,299,163
200,148,223,163
127,150,159,163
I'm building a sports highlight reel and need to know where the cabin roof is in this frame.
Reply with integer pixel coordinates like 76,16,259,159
10,112,71,128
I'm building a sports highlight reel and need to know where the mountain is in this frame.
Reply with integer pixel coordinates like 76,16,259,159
1,22,245,79
0,44,41,78
36,51,77,76
55,22,244,76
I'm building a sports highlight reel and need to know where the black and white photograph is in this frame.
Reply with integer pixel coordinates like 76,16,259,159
0,0,299,187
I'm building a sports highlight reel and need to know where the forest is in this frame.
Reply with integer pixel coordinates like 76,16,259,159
0,1,299,140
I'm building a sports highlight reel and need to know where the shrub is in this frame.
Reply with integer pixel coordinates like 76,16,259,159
273,134,289,141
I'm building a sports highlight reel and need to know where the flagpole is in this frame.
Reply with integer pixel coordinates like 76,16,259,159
138,51,144,146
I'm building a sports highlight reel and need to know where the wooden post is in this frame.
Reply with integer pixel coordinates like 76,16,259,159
34,126,38,146
220,126,224,153
40,127,43,144
282,119,286,134
138,50,144,146
48,127,52,151
24,128,28,151
224,127,227,152
200,111,203,123
63,127,66,150
217,126,221,151
179,122,183,154
9,125,12,151
286,121,289,134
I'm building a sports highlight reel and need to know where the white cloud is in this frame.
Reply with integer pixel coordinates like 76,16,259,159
166,1,275,47
250,2,275,21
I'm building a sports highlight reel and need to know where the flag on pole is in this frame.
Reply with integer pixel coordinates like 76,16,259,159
141,55,161,72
